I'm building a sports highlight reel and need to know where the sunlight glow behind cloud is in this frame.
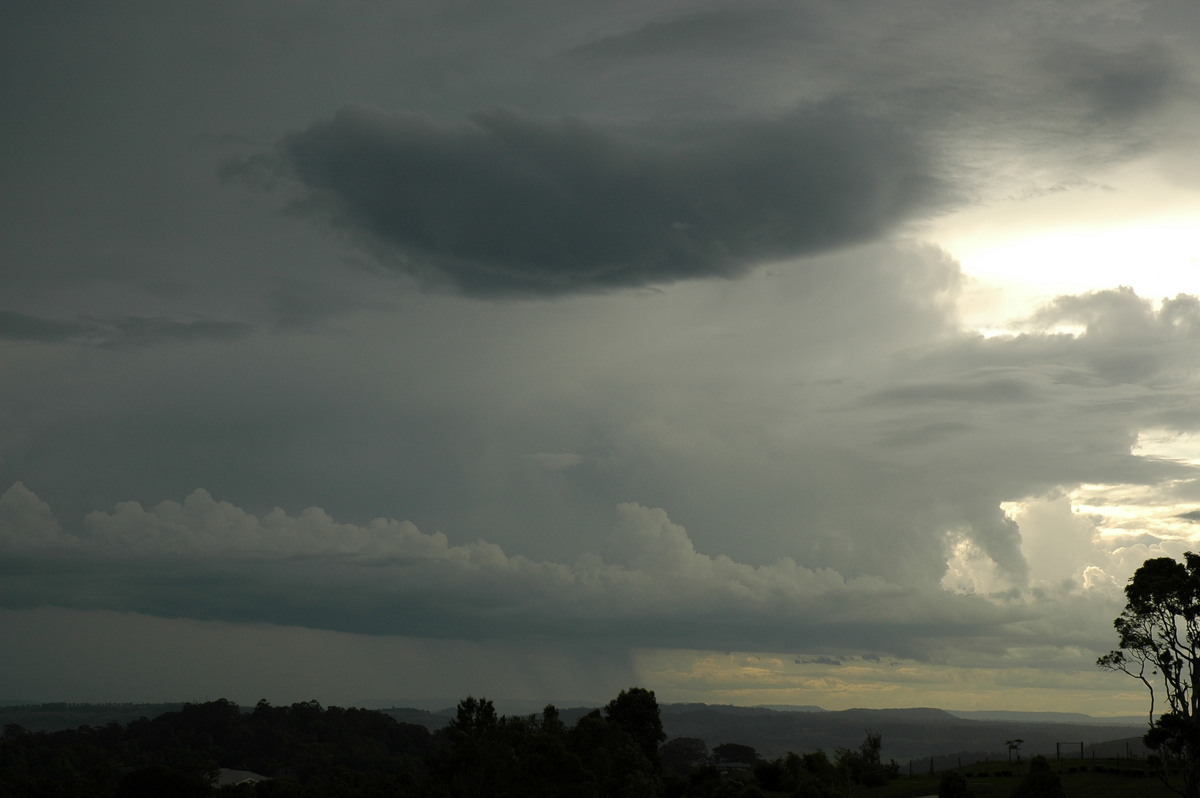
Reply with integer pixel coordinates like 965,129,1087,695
933,166,1200,335
962,215,1200,293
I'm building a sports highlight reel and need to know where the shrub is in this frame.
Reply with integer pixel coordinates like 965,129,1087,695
938,770,969,798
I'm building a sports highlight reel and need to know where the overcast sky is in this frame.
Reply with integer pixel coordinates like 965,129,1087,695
4,0,1200,714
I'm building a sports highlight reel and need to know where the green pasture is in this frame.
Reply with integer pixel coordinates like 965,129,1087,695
850,758,1176,798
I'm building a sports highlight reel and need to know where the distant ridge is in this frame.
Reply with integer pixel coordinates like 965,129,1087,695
0,699,1151,763
668,703,788,716
0,702,187,732
947,709,1145,725
837,707,959,723
652,704,1148,762
359,697,603,715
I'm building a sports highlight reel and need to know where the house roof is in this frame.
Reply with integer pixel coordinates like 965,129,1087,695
213,768,272,787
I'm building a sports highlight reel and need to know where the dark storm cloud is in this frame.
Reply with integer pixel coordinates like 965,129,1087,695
0,310,252,347
1044,40,1181,123
237,104,945,295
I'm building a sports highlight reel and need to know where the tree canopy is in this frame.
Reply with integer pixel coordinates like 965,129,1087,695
0,689,905,798
0,691,670,798
1099,552,1200,798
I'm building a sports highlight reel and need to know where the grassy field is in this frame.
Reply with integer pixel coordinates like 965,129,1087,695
848,758,1177,798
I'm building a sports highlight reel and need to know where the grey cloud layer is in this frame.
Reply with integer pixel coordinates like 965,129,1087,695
6,247,1199,594
0,482,1021,657
0,310,253,347
7,280,1198,665
237,105,943,295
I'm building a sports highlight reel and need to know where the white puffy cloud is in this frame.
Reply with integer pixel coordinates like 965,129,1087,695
84,489,438,558
1,483,1038,659
0,473,1144,698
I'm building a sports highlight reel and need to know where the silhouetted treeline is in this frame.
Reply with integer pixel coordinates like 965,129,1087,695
0,698,430,797
0,702,189,732
0,688,897,797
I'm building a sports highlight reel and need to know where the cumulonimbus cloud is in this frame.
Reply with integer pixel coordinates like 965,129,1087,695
229,104,946,296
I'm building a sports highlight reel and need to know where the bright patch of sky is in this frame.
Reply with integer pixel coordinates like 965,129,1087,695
931,164,1200,335
633,648,1148,716
1058,428,1200,551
